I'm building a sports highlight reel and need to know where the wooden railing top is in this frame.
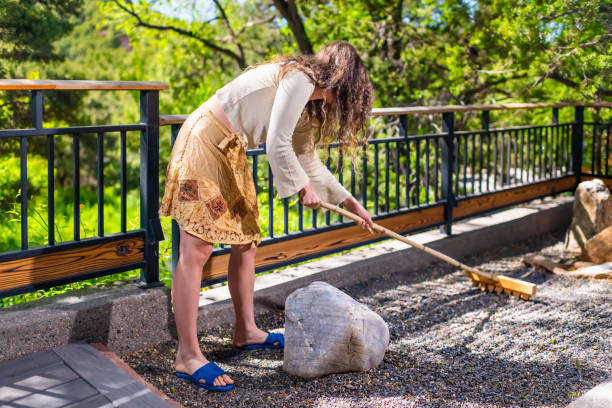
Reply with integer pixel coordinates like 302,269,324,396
373,102,612,116
160,101,612,125
0,79,169,91
160,114,188,125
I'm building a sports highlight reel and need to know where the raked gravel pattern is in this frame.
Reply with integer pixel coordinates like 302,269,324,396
123,230,611,407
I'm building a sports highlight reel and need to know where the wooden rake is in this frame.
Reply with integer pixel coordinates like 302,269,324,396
321,202,536,300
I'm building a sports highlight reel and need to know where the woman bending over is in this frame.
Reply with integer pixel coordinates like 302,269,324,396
160,40,374,391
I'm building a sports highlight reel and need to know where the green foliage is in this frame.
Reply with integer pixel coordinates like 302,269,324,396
0,0,85,129
0,154,48,249
0,269,141,307
300,0,610,108
0,155,172,307
0,0,83,68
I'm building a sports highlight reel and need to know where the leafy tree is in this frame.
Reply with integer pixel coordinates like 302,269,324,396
0,0,85,129
103,0,609,122
300,0,610,106
271,0,313,54
107,0,285,69
0,0,83,74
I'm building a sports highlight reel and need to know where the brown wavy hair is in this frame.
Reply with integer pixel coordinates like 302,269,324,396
256,41,373,161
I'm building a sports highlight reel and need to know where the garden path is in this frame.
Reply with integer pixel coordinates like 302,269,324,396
0,342,174,407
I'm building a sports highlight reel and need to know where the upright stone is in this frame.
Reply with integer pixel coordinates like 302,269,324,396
283,281,389,378
565,179,612,254
582,225,612,264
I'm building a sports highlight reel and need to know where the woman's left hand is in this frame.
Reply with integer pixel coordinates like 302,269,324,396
341,196,374,233
299,182,322,209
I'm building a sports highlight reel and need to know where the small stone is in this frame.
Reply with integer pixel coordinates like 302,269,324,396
565,179,612,253
283,281,389,378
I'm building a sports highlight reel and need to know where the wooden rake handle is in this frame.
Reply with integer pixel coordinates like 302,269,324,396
320,202,536,298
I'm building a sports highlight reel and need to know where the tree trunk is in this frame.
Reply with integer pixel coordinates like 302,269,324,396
272,0,314,54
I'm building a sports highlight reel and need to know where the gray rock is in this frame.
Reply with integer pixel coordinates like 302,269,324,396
565,179,612,253
567,381,612,408
283,281,389,378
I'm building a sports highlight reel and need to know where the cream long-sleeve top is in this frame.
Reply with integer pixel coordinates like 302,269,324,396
215,63,351,205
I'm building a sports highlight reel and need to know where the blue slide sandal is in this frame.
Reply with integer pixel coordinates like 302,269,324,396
239,332,284,350
175,361,233,392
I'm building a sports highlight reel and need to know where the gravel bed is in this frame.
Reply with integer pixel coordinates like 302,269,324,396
123,230,611,407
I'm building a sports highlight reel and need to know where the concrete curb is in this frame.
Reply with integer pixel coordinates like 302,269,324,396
0,196,572,362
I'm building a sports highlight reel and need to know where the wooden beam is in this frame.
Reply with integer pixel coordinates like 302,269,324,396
0,238,144,292
201,204,445,281
454,176,576,220
0,79,169,91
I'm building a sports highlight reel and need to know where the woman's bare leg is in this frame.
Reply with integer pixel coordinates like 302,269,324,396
173,229,233,387
228,243,280,347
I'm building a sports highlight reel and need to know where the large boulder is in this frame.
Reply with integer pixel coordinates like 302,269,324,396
581,225,612,264
283,281,389,378
565,179,612,253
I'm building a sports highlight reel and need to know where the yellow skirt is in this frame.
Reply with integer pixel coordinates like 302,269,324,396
159,108,261,246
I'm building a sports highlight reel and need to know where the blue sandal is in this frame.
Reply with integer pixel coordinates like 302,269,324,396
239,332,284,350
175,361,233,392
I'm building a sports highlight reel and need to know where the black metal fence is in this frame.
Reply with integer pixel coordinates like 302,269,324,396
164,103,611,282
0,81,166,297
0,80,610,298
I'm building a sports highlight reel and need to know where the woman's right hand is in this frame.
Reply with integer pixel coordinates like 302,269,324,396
299,182,322,209
341,196,374,233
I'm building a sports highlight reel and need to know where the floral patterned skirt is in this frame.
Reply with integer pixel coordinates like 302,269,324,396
159,108,261,246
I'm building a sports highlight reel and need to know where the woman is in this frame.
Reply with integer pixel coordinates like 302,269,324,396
160,40,375,391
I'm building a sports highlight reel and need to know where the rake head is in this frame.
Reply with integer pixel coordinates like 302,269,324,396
466,270,536,300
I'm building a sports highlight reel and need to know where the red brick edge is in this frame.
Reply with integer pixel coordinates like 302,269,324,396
91,343,184,408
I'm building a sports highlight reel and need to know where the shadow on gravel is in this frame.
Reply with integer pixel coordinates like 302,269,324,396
376,347,607,407
202,346,607,408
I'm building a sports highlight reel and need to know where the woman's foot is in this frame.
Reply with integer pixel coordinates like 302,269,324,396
174,350,233,388
232,327,282,348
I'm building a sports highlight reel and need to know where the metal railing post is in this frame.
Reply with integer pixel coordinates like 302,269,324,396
170,124,180,278
140,90,164,287
551,107,559,181
399,114,409,207
572,106,584,188
19,91,43,250
31,90,43,129
440,112,455,235
481,110,491,189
